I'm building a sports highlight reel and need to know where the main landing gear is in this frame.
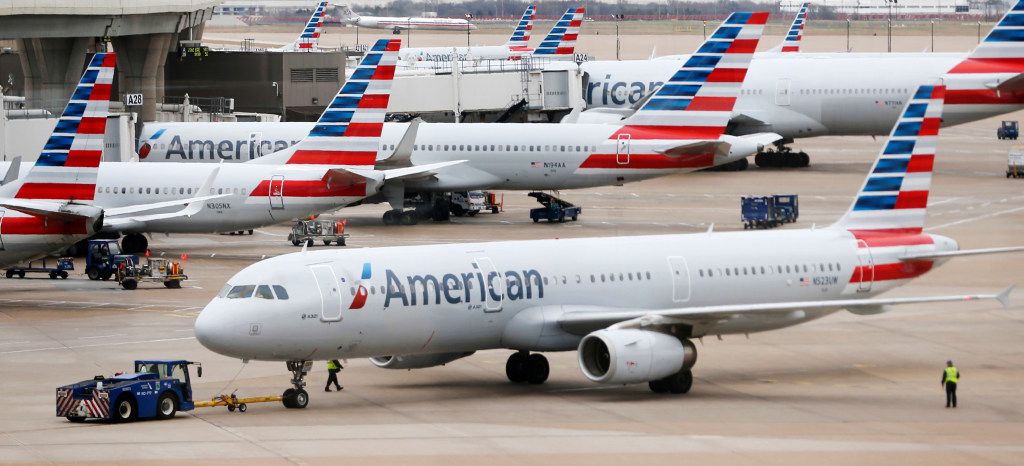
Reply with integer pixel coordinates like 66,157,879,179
755,144,810,168
648,339,697,394
707,158,750,172
505,351,550,385
381,196,451,226
281,360,311,409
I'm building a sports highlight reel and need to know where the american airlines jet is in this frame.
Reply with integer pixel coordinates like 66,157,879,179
1,41,459,253
138,13,779,225
339,4,476,34
194,83,1020,409
0,54,221,266
577,0,1024,167
398,4,537,63
271,1,328,52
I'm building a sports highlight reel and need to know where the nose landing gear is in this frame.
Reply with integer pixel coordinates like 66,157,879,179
282,360,312,409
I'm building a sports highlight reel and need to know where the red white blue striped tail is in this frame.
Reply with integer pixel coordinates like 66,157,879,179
533,7,584,57
286,38,399,165
294,1,328,51
619,12,767,139
832,85,945,234
779,3,809,53
949,0,1024,74
9,52,115,203
505,4,536,49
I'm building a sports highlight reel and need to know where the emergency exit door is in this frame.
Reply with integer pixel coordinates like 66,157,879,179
616,134,631,165
667,256,691,302
310,264,343,321
775,78,791,106
269,175,285,210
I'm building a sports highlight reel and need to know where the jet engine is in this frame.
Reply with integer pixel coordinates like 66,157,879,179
577,329,695,384
718,133,784,164
369,351,475,370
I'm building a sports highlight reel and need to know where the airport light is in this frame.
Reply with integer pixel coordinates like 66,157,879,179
887,0,897,52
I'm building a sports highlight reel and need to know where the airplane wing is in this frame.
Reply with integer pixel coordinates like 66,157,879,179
329,160,467,185
557,287,1013,335
104,166,227,228
383,160,466,180
0,199,97,221
900,246,1024,261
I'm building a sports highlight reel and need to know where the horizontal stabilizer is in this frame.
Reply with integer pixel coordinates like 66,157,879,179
0,199,95,221
657,140,729,158
900,246,1024,261
558,288,1013,335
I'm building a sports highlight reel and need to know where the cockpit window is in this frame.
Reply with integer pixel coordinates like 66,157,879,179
226,285,256,299
217,284,231,298
273,285,289,300
255,285,274,299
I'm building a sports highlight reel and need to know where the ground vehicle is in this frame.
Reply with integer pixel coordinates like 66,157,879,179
288,219,347,246
742,195,799,229
1009,149,1024,178
451,191,485,216
5,257,73,279
56,360,200,422
998,120,1020,140
528,192,581,223
84,239,135,281
114,257,187,290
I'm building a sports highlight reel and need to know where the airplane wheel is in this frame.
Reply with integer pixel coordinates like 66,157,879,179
664,369,693,394
292,389,309,409
399,210,418,225
282,388,296,408
798,152,811,167
524,354,549,384
505,352,527,383
648,379,669,393
382,210,398,225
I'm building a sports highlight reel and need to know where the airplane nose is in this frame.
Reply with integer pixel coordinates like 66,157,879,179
194,301,239,357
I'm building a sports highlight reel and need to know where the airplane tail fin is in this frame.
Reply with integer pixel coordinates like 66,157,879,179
293,1,328,51
1,52,115,203
532,7,584,58
772,2,808,53
618,12,767,139
831,85,945,234
945,0,1024,98
253,38,399,166
338,3,358,21
505,4,536,49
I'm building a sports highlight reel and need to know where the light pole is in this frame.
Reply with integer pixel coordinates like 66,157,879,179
887,0,898,53
615,14,623,60
465,14,473,47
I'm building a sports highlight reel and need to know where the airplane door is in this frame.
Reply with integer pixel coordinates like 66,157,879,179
775,78,791,106
474,257,503,312
667,256,691,303
269,175,285,210
856,240,874,292
616,134,631,165
310,264,343,322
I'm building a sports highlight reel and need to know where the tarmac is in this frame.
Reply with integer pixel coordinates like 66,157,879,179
0,103,1022,464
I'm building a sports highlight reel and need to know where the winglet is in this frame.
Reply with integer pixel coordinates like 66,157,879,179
996,285,1014,309
2,156,20,185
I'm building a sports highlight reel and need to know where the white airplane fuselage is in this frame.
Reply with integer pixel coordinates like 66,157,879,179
194,228,957,361
350,16,476,31
139,122,737,190
0,161,373,234
581,52,1011,136
399,45,524,63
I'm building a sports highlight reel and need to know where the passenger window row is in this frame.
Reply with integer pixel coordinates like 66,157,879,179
98,186,248,196
698,262,842,278
381,143,597,153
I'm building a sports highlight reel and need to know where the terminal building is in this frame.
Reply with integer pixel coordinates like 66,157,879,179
779,0,994,16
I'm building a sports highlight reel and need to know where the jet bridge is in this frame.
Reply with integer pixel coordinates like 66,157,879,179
390,59,583,123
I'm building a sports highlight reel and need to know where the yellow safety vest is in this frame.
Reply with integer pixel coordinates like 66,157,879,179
944,366,959,383
326,360,339,370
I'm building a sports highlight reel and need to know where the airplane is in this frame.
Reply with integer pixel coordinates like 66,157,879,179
271,1,329,52
397,4,537,63
194,82,1022,409
0,40,460,253
773,2,809,53
136,12,780,225
339,4,476,34
0,54,220,267
576,0,1024,168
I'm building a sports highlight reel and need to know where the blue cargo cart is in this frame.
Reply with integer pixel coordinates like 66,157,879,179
56,360,201,422
5,257,73,279
529,192,582,223
742,194,799,229
998,120,1019,140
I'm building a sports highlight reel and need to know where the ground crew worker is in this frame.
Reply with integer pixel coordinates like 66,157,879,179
942,360,959,408
325,359,343,392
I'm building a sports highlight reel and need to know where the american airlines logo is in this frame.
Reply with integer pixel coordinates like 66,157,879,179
382,264,545,308
161,135,300,160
